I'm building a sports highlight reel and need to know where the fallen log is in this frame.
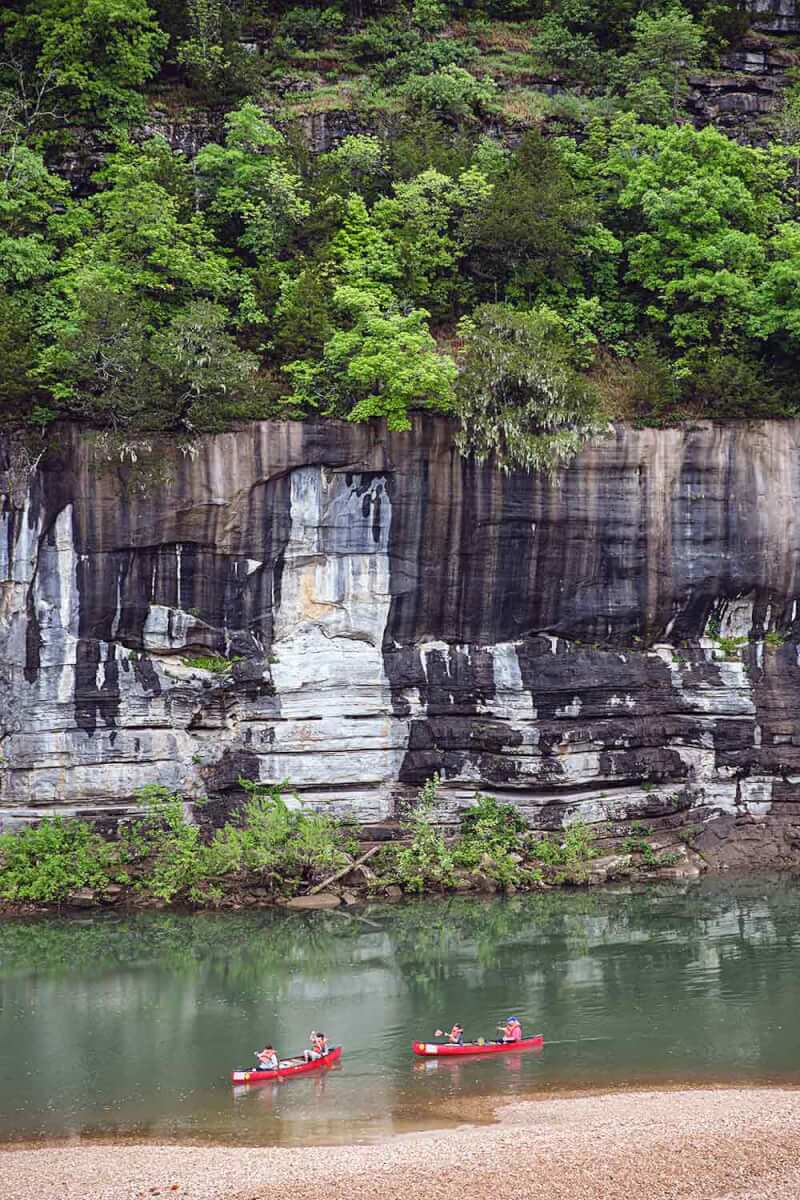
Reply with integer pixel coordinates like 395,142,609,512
305,845,380,896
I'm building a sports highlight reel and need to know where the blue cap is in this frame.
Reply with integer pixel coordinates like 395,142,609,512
507,1016,518,1022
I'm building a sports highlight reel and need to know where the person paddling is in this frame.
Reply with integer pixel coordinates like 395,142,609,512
255,1044,279,1070
434,1023,464,1045
499,1016,522,1044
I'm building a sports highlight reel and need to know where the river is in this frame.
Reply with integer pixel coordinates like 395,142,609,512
0,876,798,1147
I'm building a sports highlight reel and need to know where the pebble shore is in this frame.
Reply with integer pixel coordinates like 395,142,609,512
3,1088,800,1200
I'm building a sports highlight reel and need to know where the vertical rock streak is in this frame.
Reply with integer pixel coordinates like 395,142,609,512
2,419,800,865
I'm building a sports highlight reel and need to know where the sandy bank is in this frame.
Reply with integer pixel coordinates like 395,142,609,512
3,1088,800,1200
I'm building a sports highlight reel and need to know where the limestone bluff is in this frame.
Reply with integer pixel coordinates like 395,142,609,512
2,417,800,870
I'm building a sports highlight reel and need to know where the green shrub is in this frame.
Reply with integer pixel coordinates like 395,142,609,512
346,17,416,65
764,630,786,648
278,6,344,49
385,775,456,893
411,0,448,33
0,817,124,903
182,654,241,673
528,820,597,881
562,820,597,862
123,785,220,903
378,40,476,87
622,834,658,865
714,635,747,659
529,9,606,85
457,793,526,855
453,793,532,889
398,66,497,120
123,781,352,902
211,778,352,896
527,834,565,866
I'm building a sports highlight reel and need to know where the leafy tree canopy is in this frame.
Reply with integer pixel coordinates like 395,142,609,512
3,0,167,126
284,286,457,430
455,303,604,471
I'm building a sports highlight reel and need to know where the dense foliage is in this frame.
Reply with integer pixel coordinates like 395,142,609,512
2,0,799,467
0,814,126,902
378,779,598,891
2,777,688,907
0,780,352,904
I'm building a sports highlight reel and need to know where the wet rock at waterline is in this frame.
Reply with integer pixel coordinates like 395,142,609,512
3,417,800,868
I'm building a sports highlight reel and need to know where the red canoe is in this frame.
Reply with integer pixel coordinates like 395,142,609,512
412,1035,543,1057
231,1045,342,1083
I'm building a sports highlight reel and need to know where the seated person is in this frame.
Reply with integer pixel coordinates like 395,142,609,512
435,1023,464,1045
500,1017,522,1043
304,1031,328,1061
255,1044,279,1070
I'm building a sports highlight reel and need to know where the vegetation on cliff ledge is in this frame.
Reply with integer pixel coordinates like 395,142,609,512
0,777,687,911
3,2,800,468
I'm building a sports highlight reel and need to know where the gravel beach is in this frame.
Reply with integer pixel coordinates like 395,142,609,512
3,1088,800,1200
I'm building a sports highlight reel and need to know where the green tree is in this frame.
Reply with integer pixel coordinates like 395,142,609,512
328,193,401,296
750,222,800,349
374,165,493,317
273,263,336,362
92,135,196,217
0,144,69,288
38,287,265,431
683,349,787,419
0,291,38,416
530,0,607,86
454,303,603,472
278,5,345,50
176,0,229,90
3,0,167,126
150,299,264,432
33,138,248,427
318,134,388,202
195,101,310,261
598,120,787,358
616,5,705,123
387,115,475,182
56,160,233,308
777,78,800,204
469,129,594,302
38,286,163,427
284,285,456,429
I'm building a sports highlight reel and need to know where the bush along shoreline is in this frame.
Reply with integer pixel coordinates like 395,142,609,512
0,776,703,917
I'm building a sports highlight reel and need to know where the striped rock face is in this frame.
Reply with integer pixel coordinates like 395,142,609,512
3,417,800,867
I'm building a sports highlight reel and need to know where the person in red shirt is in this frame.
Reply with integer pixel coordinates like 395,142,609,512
501,1016,522,1043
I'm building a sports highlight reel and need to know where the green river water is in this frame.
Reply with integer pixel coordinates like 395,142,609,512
0,876,799,1146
